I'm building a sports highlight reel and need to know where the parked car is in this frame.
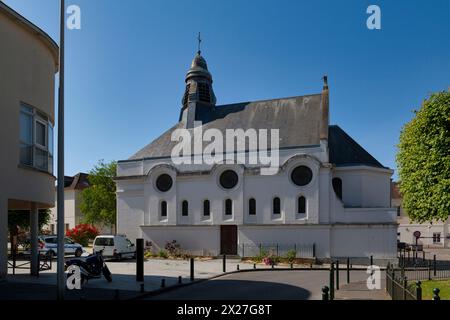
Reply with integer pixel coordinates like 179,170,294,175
34,235,84,258
93,235,135,260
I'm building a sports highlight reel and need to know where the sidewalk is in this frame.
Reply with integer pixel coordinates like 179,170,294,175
334,280,390,300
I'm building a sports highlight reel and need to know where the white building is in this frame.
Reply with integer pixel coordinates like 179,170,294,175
46,173,114,235
116,51,397,262
393,182,449,248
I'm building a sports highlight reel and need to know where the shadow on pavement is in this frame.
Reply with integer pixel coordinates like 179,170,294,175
150,279,311,300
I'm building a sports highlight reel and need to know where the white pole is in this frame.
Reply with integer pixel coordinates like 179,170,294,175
57,0,65,300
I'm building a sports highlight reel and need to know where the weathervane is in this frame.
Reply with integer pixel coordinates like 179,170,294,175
197,32,202,54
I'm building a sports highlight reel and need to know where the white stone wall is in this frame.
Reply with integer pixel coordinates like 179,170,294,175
333,166,392,208
137,224,397,260
398,223,449,248
141,225,220,256
116,146,397,260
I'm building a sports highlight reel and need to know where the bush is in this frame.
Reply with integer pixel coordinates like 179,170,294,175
286,249,297,263
165,240,181,257
66,224,99,247
263,256,280,266
157,249,168,259
254,249,269,263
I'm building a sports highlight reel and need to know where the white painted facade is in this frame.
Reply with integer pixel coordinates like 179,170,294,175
392,182,450,248
116,144,397,262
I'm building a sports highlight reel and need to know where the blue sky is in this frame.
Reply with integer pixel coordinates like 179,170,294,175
4,0,450,179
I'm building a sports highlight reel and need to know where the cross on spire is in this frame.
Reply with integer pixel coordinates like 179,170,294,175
197,32,202,54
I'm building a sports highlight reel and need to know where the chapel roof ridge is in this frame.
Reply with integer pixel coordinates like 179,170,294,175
215,92,323,108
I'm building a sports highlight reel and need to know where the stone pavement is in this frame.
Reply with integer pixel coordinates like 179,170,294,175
334,271,389,300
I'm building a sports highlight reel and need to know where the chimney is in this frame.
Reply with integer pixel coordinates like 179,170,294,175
320,75,329,140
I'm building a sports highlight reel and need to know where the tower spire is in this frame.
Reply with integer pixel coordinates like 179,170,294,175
179,37,217,125
197,32,202,54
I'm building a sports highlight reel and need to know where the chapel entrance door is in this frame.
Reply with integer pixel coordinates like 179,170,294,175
220,225,238,255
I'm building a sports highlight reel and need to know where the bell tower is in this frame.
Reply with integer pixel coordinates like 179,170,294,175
179,34,216,127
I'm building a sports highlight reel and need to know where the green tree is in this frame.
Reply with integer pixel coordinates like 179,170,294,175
396,91,450,223
79,160,117,228
8,209,51,249
8,209,51,232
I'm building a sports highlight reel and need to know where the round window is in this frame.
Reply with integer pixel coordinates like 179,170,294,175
219,170,239,189
156,174,173,192
291,166,313,186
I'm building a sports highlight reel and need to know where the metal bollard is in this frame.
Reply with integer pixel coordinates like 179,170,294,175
190,258,195,282
347,257,350,284
329,262,335,301
433,255,437,276
403,276,408,300
223,254,226,273
253,263,256,269
136,238,144,282
290,263,293,269
237,264,240,271
433,288,440,300
178,276,182,284
416,281,422,300
370,255,373,266
161,278,166,288
322,286,329,300
336,260,340,290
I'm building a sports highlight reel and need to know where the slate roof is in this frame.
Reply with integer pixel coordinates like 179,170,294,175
328,125,385,168
129,94,324,160
127,95,386,169
63,173,90,190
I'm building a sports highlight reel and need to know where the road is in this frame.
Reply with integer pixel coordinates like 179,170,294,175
147,269,381,300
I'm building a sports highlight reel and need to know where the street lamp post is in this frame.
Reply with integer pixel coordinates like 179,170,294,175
57,0,65,300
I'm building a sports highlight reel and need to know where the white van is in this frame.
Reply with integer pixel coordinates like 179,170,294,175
93,235,136,260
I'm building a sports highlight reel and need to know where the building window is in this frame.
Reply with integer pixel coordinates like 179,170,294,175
273,197,281,215
203,200,210,217
433,233,441,244
156,174,173,192
291,166,313,186
249,198,256,216
19,104,54,174
161,201,167,217
225,199,233,216
298,196,306,214
332,178,342,200
219,170,239,189
182,201,189,216
198,82,211,103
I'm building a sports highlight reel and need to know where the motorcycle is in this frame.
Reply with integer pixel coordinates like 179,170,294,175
65,250,112,284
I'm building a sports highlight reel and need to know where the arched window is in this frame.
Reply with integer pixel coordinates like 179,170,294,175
225,199,233,215
161,201,167,217
249,198,256,216
332,178,343,200
182,200,189,216
203,200,210,217
298,196,306,214
273,197,281,215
